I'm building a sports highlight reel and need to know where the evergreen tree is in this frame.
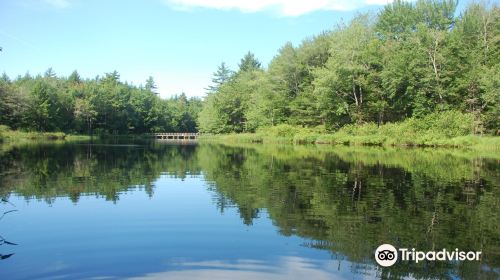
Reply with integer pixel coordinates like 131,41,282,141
206,62,232,93
238,52,261,72
145,76,158,94
44,67,56,78
68,70,81,84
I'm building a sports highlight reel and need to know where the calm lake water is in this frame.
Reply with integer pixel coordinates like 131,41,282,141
0,141,498,280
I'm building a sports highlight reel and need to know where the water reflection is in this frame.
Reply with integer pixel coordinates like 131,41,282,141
0,141,498,279
0,198,17,261
129,257,377,280
0,141,201,202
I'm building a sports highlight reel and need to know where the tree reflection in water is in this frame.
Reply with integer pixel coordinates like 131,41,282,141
0,141,498,279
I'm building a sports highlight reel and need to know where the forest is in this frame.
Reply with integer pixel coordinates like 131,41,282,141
0,0,498,138
199,0,499,135
0,69,202,134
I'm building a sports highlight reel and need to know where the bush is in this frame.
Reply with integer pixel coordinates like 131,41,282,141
315,133,350,145
0,125,8,142
0,125,9,133
201,111,492,148
256,124,301,138
425,110,474,137
339,123,380,136
25,131,66,140
330,110,474,145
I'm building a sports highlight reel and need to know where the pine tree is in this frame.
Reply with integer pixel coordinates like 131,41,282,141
145,76,158,94
238,52,261,72
206,62,232,94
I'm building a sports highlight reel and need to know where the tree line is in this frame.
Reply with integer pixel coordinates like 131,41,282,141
199,0,499,135
0,69,202,134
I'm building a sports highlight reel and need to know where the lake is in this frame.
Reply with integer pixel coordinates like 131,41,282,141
0,140,498,279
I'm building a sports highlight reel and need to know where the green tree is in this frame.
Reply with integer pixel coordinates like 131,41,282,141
314,15,375,125
145,76,158,94
206,62,232,94
26,80,57,131
198,93,226,133
68,70,81,84
238,52,262,72
0,76,28,129
44,67,56,79
74,98,97,134
245,71,286,130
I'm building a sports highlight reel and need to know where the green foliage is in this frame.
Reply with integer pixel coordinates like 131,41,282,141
198,1,499,136
322,110,485,147
0,125,8,142
337,110,473,139
256,124,302,138
0,70,203,134
293,131,321,144
199,70,262,133
144,76,157,93
0,126,68,142
238,51,262,72
201,110,500,149
0,78,28,129
206,62,233,94
244,71,286,130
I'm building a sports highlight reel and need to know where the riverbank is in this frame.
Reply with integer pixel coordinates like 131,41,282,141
200,131,499,150
198,112,500,151
199,133,500,159
0,125,92,144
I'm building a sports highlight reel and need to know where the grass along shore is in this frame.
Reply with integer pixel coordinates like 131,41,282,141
199,132,499,149
199,111,500,150
0,125,91,143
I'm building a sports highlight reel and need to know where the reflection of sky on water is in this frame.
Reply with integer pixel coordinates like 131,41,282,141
2,142,497,280
128,257,380,280
2,176,378,279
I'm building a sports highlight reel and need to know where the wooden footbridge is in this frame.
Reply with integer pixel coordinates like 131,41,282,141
151,133,199,140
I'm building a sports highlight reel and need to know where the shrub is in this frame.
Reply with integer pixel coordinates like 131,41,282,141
201,110,489,148
424,110,474,137
256,124,301,138
316,133,350,145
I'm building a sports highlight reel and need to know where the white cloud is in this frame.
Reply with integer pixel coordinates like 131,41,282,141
44,0,71,9
364,0,392,5
167,0,392,16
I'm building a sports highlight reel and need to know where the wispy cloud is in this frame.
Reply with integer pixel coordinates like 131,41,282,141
44,0,71,9
166,0,393,16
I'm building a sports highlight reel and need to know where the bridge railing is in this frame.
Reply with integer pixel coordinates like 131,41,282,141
150,133,199,140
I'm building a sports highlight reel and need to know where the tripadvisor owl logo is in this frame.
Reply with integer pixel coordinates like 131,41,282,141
374,244,482,267
375,244,398,267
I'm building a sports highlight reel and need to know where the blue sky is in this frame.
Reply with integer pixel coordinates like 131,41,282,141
1,0,392,98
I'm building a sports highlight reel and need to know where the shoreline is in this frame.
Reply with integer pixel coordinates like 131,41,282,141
2,127,498,152
0,127,92,144
199,133,500,151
